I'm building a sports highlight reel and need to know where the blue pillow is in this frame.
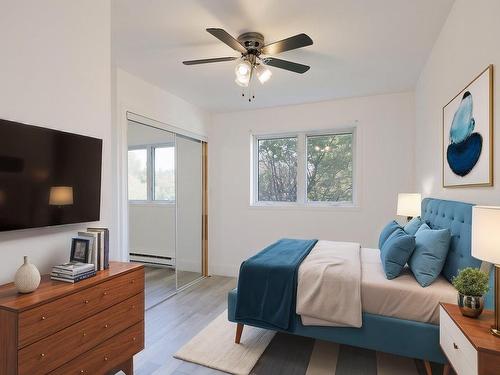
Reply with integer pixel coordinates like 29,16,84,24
380,228,416,279
379,220,401,249
404,216,423,235
408,223,451,287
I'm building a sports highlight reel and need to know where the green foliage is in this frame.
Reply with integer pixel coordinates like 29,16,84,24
452,267,489,296
257,134,353,203
307,134,353,202
258,137,297,202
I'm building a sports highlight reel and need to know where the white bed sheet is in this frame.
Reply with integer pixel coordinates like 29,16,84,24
300,246,457,325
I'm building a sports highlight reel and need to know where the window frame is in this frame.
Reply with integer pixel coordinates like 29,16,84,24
128,142,176,205
251,128,357,208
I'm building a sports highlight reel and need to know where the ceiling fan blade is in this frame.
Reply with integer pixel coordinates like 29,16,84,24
183,57,238,65
262,57,310,74
206,28,247,54
261,33,313,55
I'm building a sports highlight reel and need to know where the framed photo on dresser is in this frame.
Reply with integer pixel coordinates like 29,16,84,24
70,237,91,263
443,65,493,188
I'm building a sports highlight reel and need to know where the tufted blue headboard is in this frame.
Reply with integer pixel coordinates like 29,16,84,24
421,198,493,309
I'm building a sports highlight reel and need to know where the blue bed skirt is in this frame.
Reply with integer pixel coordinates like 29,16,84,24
228,288,446,364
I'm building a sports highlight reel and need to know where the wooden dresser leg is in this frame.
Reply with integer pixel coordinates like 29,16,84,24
235,323,244,344
424,360,432,375
443,363,451,375
108,358,133,375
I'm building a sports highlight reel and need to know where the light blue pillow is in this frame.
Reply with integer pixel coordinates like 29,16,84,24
379,220,401,249
380,227,416,280
408,223,451,287
404,216,423,236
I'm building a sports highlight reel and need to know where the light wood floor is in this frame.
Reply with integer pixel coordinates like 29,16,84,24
144,266,204,310
135,274,237,375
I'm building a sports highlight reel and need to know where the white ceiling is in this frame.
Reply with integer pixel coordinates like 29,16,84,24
112,0,454,113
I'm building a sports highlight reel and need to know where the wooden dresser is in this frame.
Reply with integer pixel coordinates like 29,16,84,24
0,262,145,375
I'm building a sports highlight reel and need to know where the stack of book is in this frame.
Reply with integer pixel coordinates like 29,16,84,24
51,262,96,283
76,227,110,271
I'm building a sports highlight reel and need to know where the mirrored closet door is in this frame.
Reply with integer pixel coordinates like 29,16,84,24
175,135,203,289
127,118,205,309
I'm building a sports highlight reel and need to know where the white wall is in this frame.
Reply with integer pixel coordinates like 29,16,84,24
415,0,500,205
209,92,415,276
0,1,112,284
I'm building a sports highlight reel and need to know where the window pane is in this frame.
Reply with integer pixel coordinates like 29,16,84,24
307,133,353,202
154,146,175,201
128,149,148,200
258,137,297,202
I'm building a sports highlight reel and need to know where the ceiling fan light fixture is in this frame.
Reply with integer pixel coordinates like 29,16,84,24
235,75,250,87
255,64,272,84
235,60,252,79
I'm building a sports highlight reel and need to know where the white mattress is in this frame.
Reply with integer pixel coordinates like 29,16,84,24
302,247,457,325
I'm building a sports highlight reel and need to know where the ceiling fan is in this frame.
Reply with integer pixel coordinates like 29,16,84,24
183,28,313,100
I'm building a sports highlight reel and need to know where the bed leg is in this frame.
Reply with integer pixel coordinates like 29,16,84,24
443,363,451,375
424,360,432,375
235,323,244,344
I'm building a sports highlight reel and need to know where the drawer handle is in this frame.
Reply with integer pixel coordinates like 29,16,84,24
104,356,109,361
40,353,45,358
80,371,85,374
453,342,458,350
104,324,109,328
41,316,47,321
103,291,108,296
82,331,87,337
131,279,136,284
84,300,89,304
133,337,137,342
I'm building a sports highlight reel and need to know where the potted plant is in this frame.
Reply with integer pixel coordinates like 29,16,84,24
452,267,489,318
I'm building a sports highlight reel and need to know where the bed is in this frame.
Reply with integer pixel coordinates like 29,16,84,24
227,198,495,371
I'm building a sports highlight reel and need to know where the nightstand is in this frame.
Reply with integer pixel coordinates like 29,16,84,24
440,303,500,375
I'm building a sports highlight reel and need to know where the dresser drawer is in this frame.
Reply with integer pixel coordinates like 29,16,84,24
48,321,144,375
18,269,144,348
18,292,144,375
440,306,478,375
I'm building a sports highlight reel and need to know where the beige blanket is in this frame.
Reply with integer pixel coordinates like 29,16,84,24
296,241,362,327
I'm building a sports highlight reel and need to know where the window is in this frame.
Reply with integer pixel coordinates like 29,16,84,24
128,149,148,200
257,137,297,202
307,133,353,203
128,145,175,202
253,130,355,206
154,146,175,201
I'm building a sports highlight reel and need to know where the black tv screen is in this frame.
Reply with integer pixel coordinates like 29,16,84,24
0,119,102,231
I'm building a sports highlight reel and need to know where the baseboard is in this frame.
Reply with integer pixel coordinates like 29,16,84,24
209,263,239,277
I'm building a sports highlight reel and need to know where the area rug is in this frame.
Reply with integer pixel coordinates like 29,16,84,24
175,310,444,375
174,310,275,375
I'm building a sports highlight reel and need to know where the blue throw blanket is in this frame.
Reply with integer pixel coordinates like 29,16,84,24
235,238,318,330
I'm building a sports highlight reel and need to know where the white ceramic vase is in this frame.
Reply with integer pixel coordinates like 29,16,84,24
14,256,41,293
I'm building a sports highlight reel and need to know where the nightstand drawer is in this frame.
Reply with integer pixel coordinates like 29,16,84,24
18,269,144,348
440,306,478,375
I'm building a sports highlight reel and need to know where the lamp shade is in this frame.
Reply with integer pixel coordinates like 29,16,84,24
472,206,500,264
49,186,73,206
397,193,421,217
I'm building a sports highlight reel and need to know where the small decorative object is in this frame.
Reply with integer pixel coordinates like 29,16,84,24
70,237,91,263
452,267,489,318
14,256,41,294
443,65,493,187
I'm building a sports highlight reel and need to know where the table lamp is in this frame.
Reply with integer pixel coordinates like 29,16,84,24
397,193,421,221
472,206,500,337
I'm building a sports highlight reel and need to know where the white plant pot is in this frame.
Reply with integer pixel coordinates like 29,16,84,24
14,256,41,293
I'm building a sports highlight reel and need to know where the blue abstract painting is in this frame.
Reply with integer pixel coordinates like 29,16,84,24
443,66,492,187
446,91,482,176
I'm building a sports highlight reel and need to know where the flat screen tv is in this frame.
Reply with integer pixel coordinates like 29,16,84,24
0,118,102,231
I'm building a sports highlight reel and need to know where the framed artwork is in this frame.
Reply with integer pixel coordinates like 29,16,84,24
70,237,91,263
443,65,493,187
